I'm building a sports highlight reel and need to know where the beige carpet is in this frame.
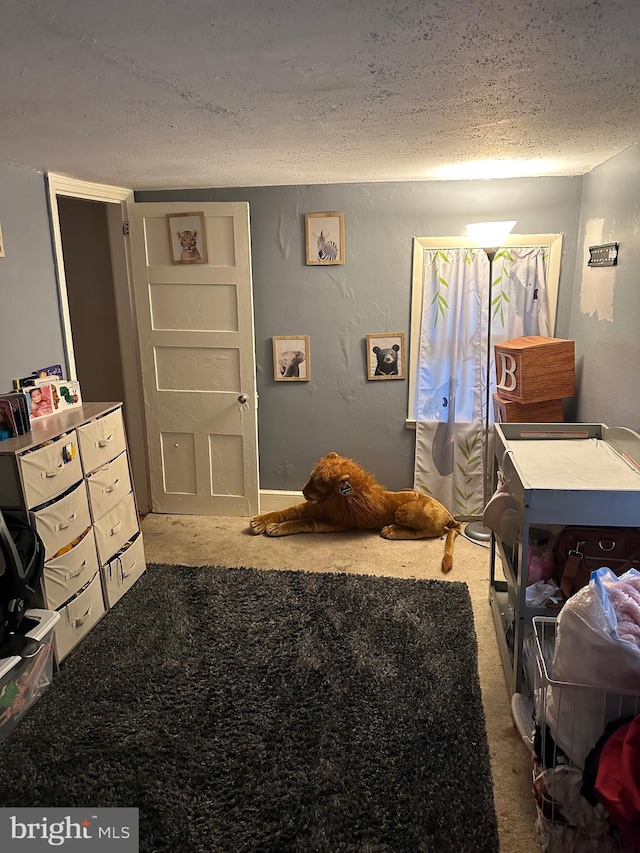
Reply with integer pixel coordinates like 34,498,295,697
140,513,539,852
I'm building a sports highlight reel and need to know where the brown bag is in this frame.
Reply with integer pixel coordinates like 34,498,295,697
552,526,640,599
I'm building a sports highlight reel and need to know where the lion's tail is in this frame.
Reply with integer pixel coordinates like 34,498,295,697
441,519,462,574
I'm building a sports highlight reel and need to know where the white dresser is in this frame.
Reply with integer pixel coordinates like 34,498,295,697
0,403,146,661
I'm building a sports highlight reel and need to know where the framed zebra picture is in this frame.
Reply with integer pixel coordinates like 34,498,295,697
304,212,345,265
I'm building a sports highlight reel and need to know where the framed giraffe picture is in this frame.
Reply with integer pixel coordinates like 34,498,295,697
304,212,345,265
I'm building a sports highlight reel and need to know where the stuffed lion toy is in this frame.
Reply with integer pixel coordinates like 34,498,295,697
250,451,461,573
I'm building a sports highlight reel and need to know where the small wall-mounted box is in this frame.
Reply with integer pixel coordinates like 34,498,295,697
494,336,575,404
493,393,564,424
588,243,618,267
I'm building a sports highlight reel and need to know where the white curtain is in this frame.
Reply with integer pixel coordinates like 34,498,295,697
414,246,549,516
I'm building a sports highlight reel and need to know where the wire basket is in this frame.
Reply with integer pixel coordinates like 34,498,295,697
532,616,640,853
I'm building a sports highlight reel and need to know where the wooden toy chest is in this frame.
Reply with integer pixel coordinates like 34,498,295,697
494,336,575,403
492,394,564,424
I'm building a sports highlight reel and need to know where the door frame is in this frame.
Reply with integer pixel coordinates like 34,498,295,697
46,173,150,513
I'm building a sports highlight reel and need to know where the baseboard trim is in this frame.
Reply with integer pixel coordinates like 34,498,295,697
259,489,303,512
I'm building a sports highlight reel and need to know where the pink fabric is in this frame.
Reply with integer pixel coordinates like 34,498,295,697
606,576,640,650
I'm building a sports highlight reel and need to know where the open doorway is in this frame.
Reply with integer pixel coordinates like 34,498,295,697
57,197,126,404
46,174,150,514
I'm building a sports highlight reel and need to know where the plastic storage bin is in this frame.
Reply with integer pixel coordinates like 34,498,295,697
0,609,60,743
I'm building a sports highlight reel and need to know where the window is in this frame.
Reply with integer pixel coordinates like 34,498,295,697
406,233,563,425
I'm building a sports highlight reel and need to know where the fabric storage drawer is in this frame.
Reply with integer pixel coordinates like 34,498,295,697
0,609,60,743
55,572,105,662
86,451,132,522
93,491,139,565
77,409,126,474
42,528,100,611
31,481,92,561
19,432,82,509
102,533,146,608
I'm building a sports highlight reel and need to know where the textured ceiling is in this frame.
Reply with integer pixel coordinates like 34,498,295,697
1,0,639,190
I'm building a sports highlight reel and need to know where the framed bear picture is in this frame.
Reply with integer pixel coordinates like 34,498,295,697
366,333,406,380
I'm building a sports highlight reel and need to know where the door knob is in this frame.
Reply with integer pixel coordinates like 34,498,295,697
238,394,248,404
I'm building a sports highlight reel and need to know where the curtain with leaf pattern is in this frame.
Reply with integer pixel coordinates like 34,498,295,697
414,246,549,516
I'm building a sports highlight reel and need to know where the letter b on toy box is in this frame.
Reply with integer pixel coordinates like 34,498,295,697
494,335,575,403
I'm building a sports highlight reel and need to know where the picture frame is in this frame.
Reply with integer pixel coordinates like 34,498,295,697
366,333,406,380
167,212,208,264
273,336,310,382
304,212,345,266
0,223,5,258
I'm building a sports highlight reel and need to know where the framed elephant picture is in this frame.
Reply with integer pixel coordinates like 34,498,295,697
366,333,405,380
273,336,310,381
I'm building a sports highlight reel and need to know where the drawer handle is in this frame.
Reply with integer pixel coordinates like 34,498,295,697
65,559,87,581
42,464,64,478
55,512,78,532
104,479,120,494
96,434,114,448
72,604,94,628
122,559,138,579
20,640,46,660
109,519,123,537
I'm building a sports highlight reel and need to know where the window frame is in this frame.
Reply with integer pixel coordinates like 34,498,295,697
407,233,563,425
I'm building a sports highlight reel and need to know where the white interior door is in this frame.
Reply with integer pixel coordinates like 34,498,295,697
128,201,259,516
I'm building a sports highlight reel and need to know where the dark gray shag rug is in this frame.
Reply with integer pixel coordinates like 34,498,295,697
0,564,499,852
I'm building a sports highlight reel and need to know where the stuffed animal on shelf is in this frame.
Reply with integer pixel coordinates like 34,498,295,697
249,451,461,573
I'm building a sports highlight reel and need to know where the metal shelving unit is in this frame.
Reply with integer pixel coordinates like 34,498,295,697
488,422,640,696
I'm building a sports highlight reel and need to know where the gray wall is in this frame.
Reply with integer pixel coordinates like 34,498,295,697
137,178,582,490
8,156,636,495
0,165,64,388
568,143,640,430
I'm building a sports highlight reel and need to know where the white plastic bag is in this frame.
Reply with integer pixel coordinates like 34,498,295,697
545,567,640,768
